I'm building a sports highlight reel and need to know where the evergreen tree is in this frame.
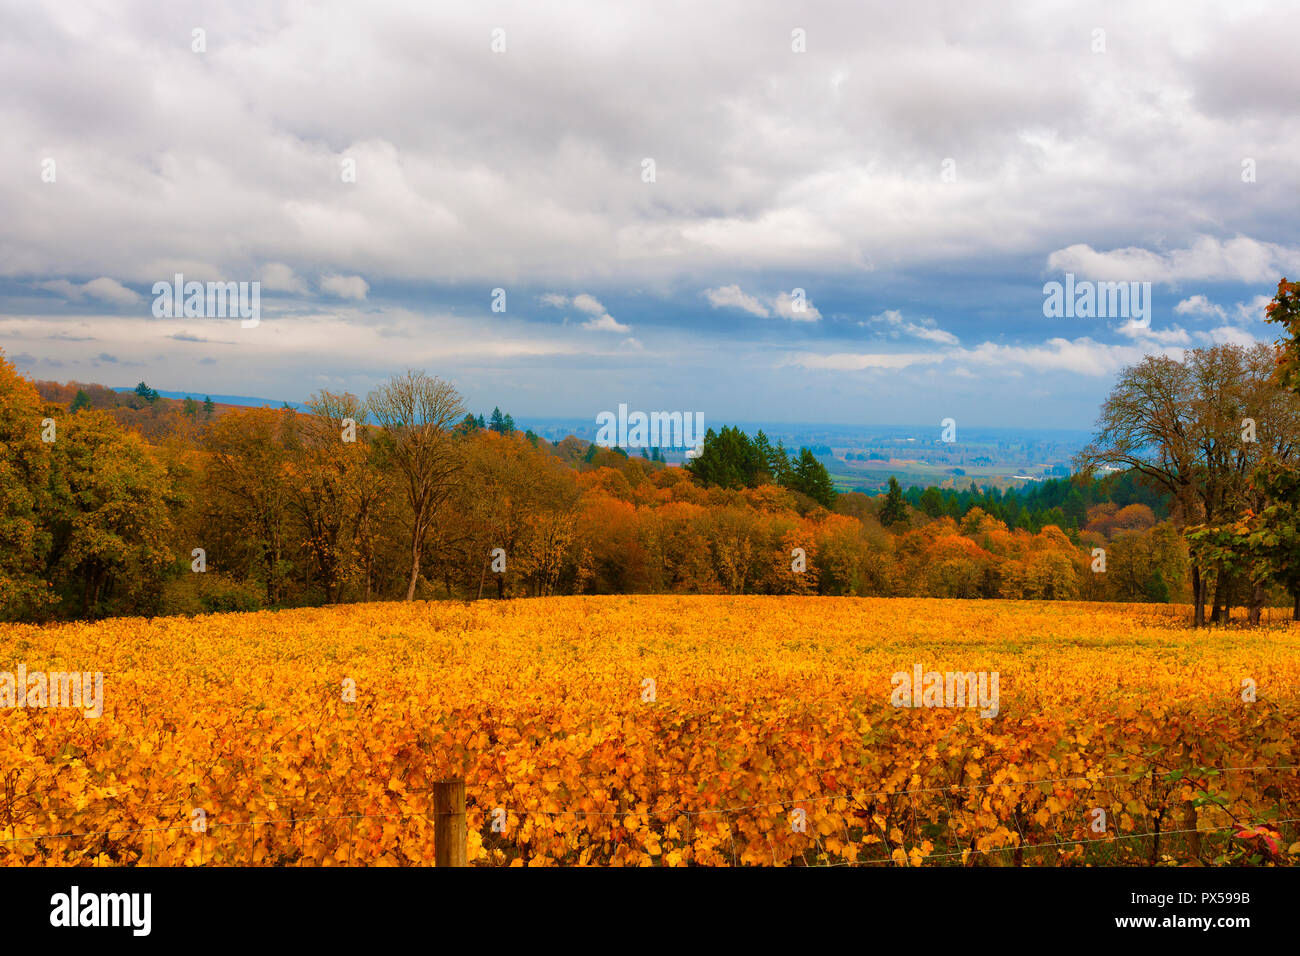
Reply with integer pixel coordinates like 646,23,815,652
919,485,944,517
203,396,215,418
754,430,776,482
1002,496,1022,530
770,440,792,484
70,389,91,413
686,426,766,489
880,475,908,526
1062,487,1087,529
784,448,836,508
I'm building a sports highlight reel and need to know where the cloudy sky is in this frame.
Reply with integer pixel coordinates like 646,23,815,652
2,0,1297,429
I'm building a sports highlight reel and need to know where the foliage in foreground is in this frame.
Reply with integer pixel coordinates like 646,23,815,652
2,597,1297,866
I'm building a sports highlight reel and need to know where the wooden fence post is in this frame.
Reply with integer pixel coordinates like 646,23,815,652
433,780,467,867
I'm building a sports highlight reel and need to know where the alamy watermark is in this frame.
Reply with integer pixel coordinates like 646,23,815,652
891,664,999,718
1043,273,1150,327
50,886,150,936
152,273,260,328
1,665,103,718
595,403,704,455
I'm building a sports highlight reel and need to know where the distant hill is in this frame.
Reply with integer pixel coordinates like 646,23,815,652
112,387,308,411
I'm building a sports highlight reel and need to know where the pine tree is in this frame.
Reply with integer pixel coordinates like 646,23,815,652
770,440,791,483
203,396,215,418
1063,487,1087,529
880,475,908,526
783,448,836,508
70,390,91,413
754,430,776,482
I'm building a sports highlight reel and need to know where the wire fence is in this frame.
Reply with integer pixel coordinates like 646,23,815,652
2,764,1296,866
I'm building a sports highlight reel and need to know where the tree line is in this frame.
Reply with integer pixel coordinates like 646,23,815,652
2,280,1297,624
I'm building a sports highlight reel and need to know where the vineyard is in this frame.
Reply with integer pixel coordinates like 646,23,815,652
2,597,1298,866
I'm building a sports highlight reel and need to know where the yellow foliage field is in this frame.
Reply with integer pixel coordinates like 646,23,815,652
2,597,1297,866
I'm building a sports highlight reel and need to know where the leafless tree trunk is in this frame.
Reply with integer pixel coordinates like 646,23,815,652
367,370,465,601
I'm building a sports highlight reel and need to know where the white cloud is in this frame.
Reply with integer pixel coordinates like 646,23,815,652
703,284,770,317
261,263,309,294
771,291,821,322
1174,294,1226,319
959,339,1159,376
1,4,1297,297
1116,320,1192,344
704,284,821,321
784,350,942,371
319,274,369,300
571,294,606,315
1047,236,1300,285
1204,325,1259,347
864,309,959,345
1233,294,1273,323
581,313,630,333
785,336,1174,377
542,292,629,332
82,277,141,305
1175,292,1273,325
35,277,140,304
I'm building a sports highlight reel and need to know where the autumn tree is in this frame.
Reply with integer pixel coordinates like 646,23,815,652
44,411,174,616
292,391,390,603
367,371,465,600
1249,459,1300,619
1265,278,1300,394
202,406,297,605
438,430,539,598
0,350,53,620
706,506,764,594
1079,344,1300,625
